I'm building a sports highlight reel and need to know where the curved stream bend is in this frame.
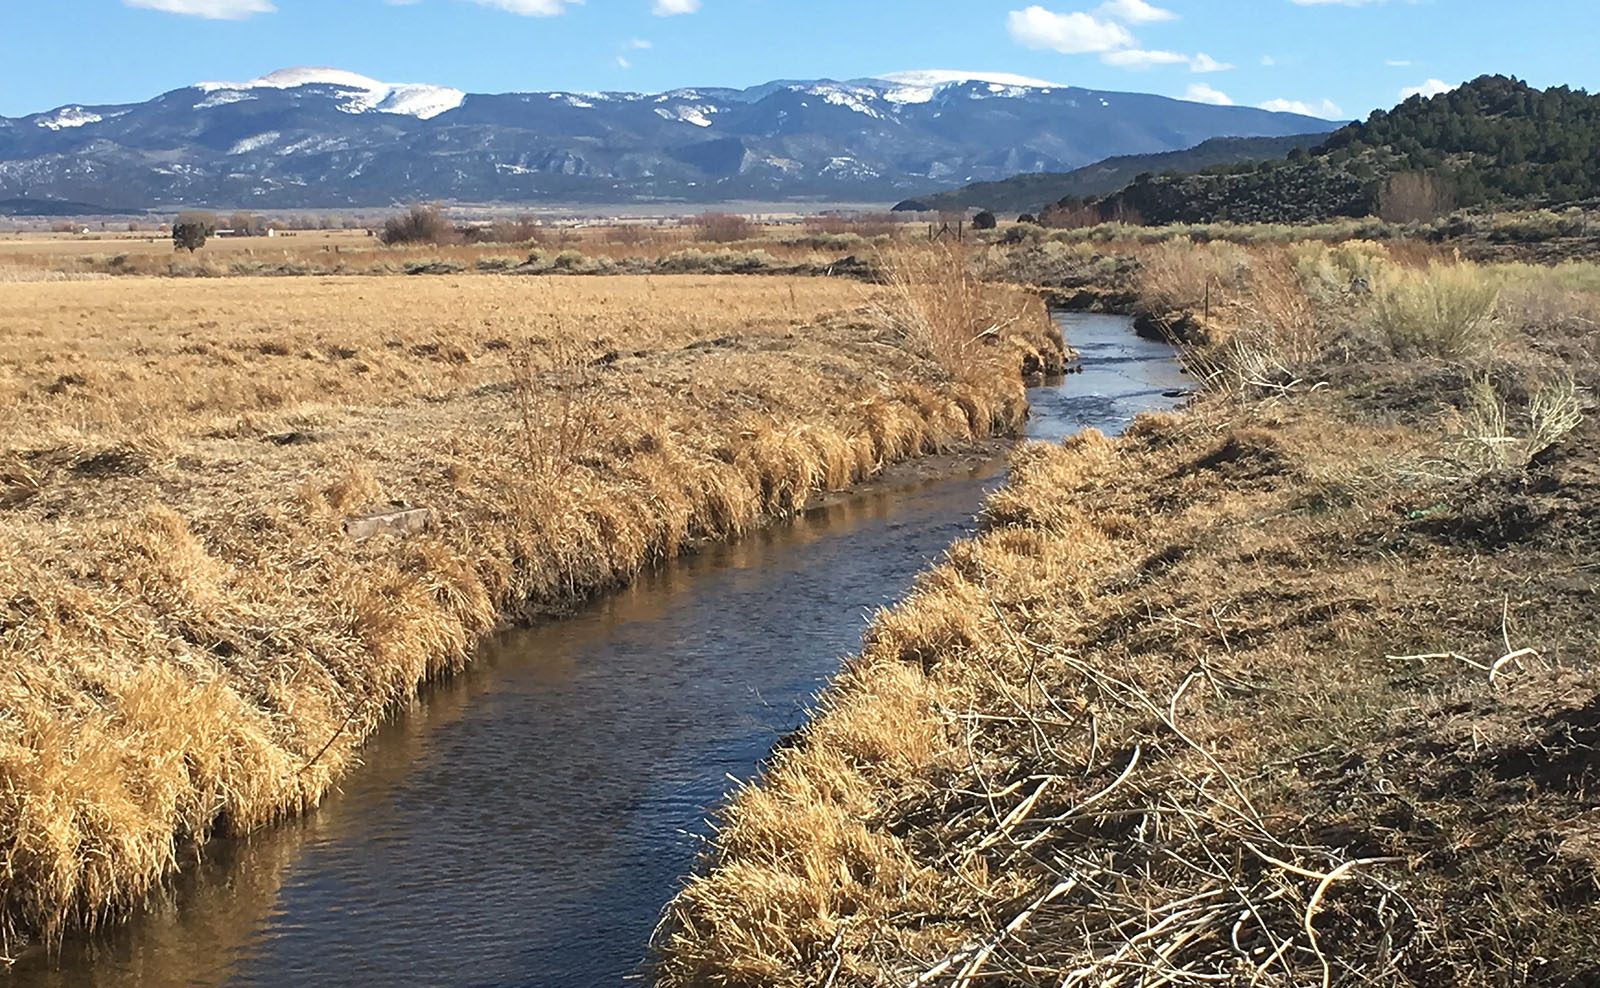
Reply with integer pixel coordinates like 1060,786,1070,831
4,313,1186,988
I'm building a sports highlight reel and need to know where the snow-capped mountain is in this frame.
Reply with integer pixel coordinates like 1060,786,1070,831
194,67,467,120
0,68,1337,208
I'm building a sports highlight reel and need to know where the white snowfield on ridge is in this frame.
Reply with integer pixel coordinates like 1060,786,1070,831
194,67,468,120
873,69,1066,103
186,66,1072,121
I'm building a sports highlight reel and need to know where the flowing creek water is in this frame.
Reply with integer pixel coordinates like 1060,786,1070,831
4,313,1187,988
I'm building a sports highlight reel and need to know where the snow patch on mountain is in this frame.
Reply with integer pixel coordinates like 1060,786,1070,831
195,90,258,110
229,132,281,155
36,107,103,130
804,85,885,119
547,93,597,109
871,69,1064,104
195,67,465,120
654,105,718,127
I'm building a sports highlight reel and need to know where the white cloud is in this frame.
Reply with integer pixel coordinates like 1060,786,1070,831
470,0,578,13
1189,53,1233,73
1101,48,1187,69
1185,82,1233,105
1260,55,1276,66
124,0,275,18
651,0,700,14
1097,0,1176,23
626,38,653,49
1260,96,1344,118
1006,6,1136,53
1385,59,1412,67
1400,78,1455,99
1100,48,1234,72
617,56,632,68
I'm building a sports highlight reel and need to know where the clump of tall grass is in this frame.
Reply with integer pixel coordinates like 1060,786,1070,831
0,267,114,283
1458,373,1585,470
1370,261,1501,357
875,245,1053,383
1159,247,1324,395
1485,261,1600,342
1135,238,1249,316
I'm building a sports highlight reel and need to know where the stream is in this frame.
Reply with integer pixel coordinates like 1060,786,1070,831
3,313,1187,988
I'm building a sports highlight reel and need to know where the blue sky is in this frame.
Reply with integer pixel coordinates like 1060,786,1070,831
3,0,1596,119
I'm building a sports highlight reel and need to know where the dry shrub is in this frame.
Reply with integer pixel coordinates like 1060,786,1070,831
1039,200,1105,230
1379,170,1455,223
380,203,458,247
1290,239,1391,302
807,213,901,238
1371,260,1501,356
605,224,653,246
484,216,546,246
688,212,755,244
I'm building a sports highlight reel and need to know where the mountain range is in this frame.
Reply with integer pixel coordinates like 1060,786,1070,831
0,68,1335,210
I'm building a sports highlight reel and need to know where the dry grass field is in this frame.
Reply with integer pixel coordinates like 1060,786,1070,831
0,220,917,283
0,261,1062,955
658,245,1600,986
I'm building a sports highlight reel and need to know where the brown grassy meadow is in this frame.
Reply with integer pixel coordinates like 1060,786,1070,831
0,219,919,283
0,260,1061,955
658,244,1600,986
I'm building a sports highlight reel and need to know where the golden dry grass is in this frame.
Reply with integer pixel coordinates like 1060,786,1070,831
0,221,914,281
657,252,1600,987
0,264,1059,955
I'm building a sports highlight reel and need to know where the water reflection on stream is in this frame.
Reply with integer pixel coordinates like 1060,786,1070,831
4,313,1184,988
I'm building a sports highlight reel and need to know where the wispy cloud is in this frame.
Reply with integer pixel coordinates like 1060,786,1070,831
651,0,700,14
469,0,582,14
1185,82,1233,105
123,0,275,19
1189,53,1233,73
1101,48,1187,69
1100,49,1232,72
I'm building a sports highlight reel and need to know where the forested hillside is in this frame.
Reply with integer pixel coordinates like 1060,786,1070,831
892,134,1331,215
1077,76,1600,225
